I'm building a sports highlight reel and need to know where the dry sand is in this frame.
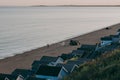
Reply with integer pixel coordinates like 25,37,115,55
0,23,120,74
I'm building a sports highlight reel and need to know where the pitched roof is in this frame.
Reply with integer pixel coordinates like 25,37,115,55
78,44,97,51
32,60,50,66
56,63,77,73
12,69,33,78
0,73,17,80
36,65,62,76
40,56,59,62
32,61,51,72
71,50,84,55
110,35,119,38
101,36,112,41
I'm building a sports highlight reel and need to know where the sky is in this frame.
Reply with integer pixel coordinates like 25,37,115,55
0,0,120,6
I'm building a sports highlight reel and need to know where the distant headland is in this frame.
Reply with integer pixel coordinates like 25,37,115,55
31,5,120,7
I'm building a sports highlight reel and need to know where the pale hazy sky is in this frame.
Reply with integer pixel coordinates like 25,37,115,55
0,0,120,6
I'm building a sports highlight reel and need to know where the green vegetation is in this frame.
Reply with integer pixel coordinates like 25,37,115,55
64,49,120,80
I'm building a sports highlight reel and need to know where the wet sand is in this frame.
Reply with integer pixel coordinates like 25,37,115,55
0,23,120,74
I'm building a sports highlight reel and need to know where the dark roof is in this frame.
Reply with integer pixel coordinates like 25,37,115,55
32,60,50,66
56,63,77,73
40,56,59,62
101,36,112,41
0,73,17,80
36,65,62,76
71,50,84,55
110,35,119,38
78,44,97,51
12,69,33,78
61,53,74,60
26,77,46,80
32,61,51,72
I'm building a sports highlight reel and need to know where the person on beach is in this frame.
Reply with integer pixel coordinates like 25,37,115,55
61,42,65,46
47,44,49,48
78,41,81,45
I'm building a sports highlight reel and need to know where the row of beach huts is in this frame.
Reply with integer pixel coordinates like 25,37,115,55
1,28,120,80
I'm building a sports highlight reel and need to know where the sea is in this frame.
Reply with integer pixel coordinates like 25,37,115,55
0,7,120,59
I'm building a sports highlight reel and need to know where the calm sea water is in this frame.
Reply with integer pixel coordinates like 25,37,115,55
0,7,120,59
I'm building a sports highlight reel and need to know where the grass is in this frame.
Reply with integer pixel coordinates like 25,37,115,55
64,49,120,80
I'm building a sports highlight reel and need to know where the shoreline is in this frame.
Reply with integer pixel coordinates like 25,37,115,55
0,24,110,60
0,23,120,73
0,26,108,60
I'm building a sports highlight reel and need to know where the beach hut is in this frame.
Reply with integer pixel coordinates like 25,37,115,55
101,35,120,47
11,69,33,79
71,50,85,57
56,63,78,74
110,35,120,43
31,60,64,72
35,65,68,80
78,44,97,52
117,29,120,35
77,44,97,58
61,53,74,60
40,56,64,66
0,73,19,80
32,60,51,72
100,36,113,46
32,56,64,72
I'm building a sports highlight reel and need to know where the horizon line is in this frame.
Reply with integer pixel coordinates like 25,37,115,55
1,5,120,7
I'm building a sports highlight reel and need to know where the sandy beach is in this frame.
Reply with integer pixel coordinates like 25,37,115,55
0,23,120,74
